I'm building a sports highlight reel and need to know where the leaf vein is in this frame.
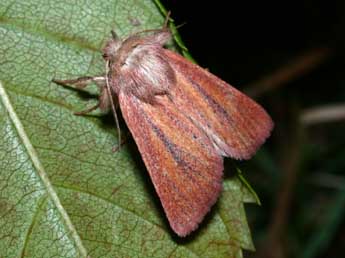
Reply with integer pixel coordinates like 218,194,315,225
0,81,89,257
20,196,47,258
0,16,99,52
54,183,200,258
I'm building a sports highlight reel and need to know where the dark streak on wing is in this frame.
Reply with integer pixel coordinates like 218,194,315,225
143,106,221,206
118,92,223,236
188,78,229,123
186,77,257,152
145,116,200,184
164,49,273,160
148,98,222,180
149,119,193,171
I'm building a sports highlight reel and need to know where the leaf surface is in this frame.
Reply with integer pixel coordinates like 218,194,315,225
0,1,256,257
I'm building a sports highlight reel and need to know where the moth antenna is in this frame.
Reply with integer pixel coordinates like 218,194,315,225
105,60,122,148
127,11,172,40
163,11,172,29
175,22,187,30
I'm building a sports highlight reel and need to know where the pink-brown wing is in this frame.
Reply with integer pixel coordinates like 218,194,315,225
119,92,223,236
164,49,273,160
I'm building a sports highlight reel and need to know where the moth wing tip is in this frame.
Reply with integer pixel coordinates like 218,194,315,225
169,180,223,237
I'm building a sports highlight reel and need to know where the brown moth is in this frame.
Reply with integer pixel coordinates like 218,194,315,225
53,23,273,237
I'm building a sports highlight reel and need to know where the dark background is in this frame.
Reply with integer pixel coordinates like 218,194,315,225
161,1,345,257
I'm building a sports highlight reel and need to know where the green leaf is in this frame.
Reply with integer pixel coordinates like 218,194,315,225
0,1,256,257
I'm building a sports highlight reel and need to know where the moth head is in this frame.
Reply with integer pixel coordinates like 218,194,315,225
102,31,122,61
102,29,171,62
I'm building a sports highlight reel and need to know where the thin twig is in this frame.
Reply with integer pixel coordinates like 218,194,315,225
244,48,332,98
258,109,303,258
300,104,345,125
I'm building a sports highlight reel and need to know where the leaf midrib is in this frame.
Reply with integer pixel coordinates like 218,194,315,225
0,81,88,257
1,80,201,258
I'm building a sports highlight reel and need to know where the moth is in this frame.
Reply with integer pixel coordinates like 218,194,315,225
53,24,273,237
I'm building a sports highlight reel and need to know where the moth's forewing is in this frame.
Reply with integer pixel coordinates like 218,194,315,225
164,50,273,160
118,92,223,237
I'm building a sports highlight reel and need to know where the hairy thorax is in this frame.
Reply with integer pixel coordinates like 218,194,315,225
103,30,176,103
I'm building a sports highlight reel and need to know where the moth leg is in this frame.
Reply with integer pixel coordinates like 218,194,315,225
74,103,100,116
73,88,114,115
74,82,116,115
111,132,128,152
52,76,106,90
53,75,112,115
53,75,122,149
98,84,118,112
